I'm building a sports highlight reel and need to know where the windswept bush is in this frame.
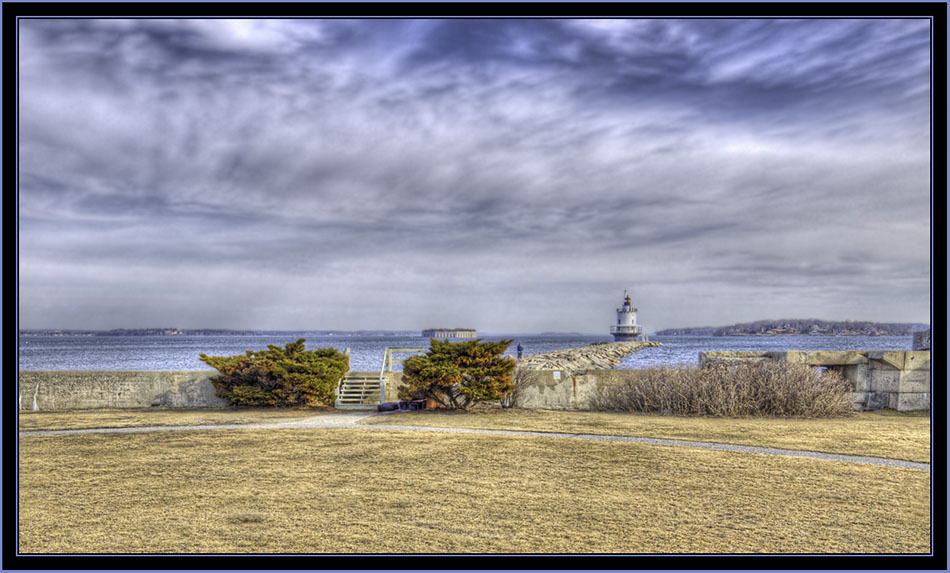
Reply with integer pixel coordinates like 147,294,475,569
399,338,516,410
199,339,349,407
590,360,853,417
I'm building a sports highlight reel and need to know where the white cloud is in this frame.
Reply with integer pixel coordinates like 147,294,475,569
17,18,932,330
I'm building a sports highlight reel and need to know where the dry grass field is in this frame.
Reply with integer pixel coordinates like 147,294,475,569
366,409,932,463
17,407,326,431
19,425,930,554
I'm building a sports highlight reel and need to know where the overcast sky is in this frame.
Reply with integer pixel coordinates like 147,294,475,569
18,18,932,333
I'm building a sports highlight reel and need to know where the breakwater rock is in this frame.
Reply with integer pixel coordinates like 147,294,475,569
517,341,662,372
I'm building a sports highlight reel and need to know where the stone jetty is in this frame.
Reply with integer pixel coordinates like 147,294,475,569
517,341,661,372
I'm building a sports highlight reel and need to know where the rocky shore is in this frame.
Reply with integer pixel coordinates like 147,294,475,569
517,341,662,372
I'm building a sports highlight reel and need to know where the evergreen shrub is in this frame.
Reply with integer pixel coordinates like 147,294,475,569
199,338,349,407
399,338,516,410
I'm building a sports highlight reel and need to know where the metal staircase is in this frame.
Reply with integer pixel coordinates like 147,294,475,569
334,371,384,410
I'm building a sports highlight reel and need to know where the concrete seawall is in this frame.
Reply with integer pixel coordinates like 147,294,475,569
699,350,931,412
19,348,931,412
512,369,634,410
509,351,931,412
17,371,227,411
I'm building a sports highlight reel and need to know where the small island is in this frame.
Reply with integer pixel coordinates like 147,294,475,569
656,319,929,337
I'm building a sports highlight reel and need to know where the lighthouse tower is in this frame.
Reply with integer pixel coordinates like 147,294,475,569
610,290,643,341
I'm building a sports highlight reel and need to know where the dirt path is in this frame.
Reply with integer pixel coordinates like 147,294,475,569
19,412,930,472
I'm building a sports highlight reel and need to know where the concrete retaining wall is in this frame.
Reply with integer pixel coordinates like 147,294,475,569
20,347,931,413
17,371,228,410
698,350,931,412
378,341,662,409
383,371,404,403
19,369,409,410
511,369,633,410
506,351,931,412
381,368,629,410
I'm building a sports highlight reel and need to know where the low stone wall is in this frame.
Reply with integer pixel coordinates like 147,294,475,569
505,349,931,412
379,342,659,408
17,371,228,411
512,369,633,410
699,350,931,412
517,341,662,372
22,348,930,413
383,368,628,410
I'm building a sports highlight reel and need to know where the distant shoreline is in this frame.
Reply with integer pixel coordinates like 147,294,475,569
658,332,918,337
18,330,603,338
656,319,927,337
18,329,421,337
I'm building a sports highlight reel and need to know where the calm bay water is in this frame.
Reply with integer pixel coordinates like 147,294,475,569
17,333,914,372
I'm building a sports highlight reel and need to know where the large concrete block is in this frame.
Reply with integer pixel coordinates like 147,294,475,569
868,351,905,370
841,364,870,392
887,393,899,410
870,370,900,392
574,375,606,410
899,370,931,393
784,351,868,366
903,351,931,372
865,392,890,410
851,392,868,409
514,371,574,409
896,392,930,412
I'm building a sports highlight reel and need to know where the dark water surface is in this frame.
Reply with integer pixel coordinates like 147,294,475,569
18,334,914,372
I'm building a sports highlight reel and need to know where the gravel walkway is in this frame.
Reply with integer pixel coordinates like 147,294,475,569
368,423,931,471
19,413,929,472
17,413,374,437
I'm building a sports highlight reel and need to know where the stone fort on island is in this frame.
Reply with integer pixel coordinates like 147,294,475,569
421,328,477,339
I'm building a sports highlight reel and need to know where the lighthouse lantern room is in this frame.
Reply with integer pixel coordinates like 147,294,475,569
610,290,644,342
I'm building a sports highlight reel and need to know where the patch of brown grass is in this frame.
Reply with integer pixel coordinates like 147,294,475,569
17,407,328,431
364,409,931,463
18,429,929,554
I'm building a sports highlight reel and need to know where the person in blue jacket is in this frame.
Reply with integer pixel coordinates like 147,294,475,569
517,342,523,359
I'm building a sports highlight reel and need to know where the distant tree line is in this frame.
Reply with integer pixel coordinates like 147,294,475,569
20,328,421,337
19,328,255,337
656,319,929,337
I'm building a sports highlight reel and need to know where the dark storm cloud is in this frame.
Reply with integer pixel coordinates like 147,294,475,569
18,18,932,331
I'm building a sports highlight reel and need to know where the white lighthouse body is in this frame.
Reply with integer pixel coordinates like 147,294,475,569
610,291,643,341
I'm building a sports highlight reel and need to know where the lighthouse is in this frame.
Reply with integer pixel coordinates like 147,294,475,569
610,290,644,341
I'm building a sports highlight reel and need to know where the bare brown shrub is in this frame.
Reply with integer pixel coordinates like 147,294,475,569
590,361,854,417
